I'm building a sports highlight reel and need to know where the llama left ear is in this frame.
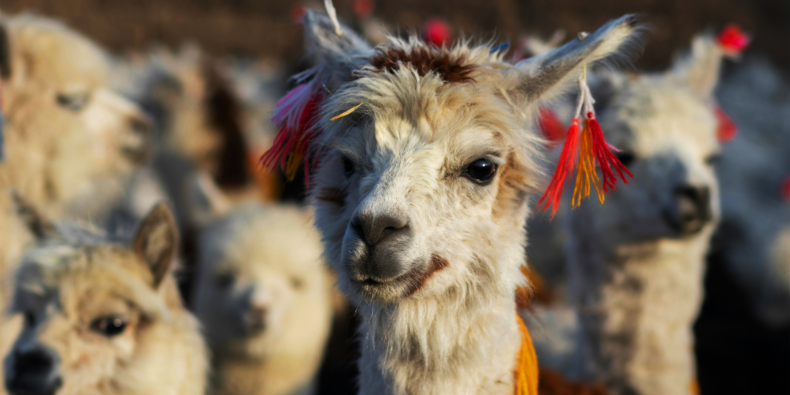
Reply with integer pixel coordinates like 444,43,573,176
133,203,179,289
303,9,372,75
508,15,643,105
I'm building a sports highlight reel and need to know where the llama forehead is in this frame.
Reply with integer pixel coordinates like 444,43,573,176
605,78,719,158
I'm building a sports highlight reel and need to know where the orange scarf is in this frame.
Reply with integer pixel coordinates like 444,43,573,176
515,314,539,395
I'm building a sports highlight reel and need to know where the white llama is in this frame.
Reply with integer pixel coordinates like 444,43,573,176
267,11,642,395
190,175,332,395
564,30,744,394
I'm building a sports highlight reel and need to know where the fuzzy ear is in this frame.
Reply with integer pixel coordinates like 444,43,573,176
668,35,724,99
133,203,178,289
508,15,642,105
0,18,10,80
186,172,231,225
9,190,58,241
303,9,372,74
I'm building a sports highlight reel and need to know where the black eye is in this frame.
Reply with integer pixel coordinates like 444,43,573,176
91,316,127,337
215,273,235,290
56,92,90,112
705,154,721,165
614,151,636,167
340,155,355,177
290,277,304,290
465,158,497,184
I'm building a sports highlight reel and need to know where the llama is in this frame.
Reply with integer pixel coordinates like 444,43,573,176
4,193,207,395
265,11,642,394
190,175,332,395
563,29,748,394
0,13,152,377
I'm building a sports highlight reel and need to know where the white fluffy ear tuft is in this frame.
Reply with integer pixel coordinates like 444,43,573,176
508,15,644,105
668,34,725,99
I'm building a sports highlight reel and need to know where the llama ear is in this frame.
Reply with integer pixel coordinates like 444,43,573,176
508,15,643,105
303,9,372,74
668,35,724,99
9,190,59,241
187,173,231,225
133,203,178,289
0,19,10,80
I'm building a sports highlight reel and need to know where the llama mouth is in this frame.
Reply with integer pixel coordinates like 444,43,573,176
354,254,450,299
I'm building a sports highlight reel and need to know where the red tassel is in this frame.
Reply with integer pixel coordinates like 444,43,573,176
538,118,579,217
714,105,737,143
259,82,324,185
538,107,566,148
587,112,633,194
717,24,750,55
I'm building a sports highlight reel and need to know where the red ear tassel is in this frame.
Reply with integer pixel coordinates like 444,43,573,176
259,79,324,185
538,66,633,217
717,24,750,56
714,105,737,143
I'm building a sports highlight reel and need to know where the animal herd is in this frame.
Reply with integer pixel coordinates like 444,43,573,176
0,5,786,395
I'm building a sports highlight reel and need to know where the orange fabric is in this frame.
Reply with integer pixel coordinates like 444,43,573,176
515,314,539,395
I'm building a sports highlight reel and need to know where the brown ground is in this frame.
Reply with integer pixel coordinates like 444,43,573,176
1,0,787,73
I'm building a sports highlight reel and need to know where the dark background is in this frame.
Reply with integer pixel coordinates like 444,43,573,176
2,0,788,74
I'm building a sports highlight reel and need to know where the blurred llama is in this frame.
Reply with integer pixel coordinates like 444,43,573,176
4,194,207,395
190,175,332,395
265,11,642,395
564,28,749,394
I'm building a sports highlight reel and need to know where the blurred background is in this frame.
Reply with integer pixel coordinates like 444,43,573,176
1,1,786,394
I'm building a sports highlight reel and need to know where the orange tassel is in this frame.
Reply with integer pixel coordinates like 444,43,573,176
515,314,539,395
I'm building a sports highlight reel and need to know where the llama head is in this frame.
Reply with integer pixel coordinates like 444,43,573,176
0,14,152,205
5,194,187,395
581,32,734,243
190,176,329,359
291,12,642,303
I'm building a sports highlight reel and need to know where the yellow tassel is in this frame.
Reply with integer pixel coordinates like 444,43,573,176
515,314,539,395
571,120,605,207
330,103,363,121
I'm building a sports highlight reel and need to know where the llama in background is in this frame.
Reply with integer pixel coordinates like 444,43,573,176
5,195,207,395
562,29,747,394
191,175,332,395
268,11,642,395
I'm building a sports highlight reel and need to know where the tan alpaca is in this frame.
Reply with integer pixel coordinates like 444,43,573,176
190,175,332,395
563,32,736,394
4,194,207,395
0,13,152,383
272,11,643,395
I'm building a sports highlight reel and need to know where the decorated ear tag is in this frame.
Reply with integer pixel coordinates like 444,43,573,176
538,55,633,217
714,105,736,143
712,24,749,144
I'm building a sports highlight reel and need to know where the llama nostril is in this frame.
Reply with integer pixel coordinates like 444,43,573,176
129,116,152,136
245,305,268,335
670,185,712,234
5,345,62,395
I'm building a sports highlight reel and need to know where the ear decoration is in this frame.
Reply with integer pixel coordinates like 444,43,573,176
713,24,749,144
259,67,324,183
538,60,633,217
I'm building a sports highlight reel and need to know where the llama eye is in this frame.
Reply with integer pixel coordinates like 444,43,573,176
91,316,127,337
290,277,304,290
56,92,91,112
465,158,497,184
340,155,355,177
614,151,636,167
705,154,721,165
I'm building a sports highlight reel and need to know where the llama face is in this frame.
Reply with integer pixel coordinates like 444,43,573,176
587,76,721,243
5,200,181,395
314,71,531,303
2,15,152,203
193,205,328,358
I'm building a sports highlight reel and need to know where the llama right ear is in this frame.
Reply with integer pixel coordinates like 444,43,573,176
133,203,178,289
302,10,372,77
0,18,10,80
507,15,643,106
9,190,59,241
